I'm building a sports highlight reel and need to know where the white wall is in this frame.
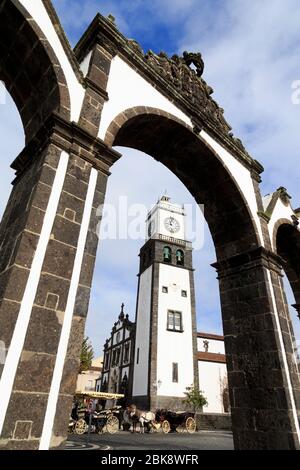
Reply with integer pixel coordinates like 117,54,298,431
156,264,194,397
124,329,130,340
98,55,192,140
132,266,152,396
197,337,225,354
198,361,227,413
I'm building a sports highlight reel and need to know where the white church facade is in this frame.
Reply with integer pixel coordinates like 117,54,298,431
100,196,229,414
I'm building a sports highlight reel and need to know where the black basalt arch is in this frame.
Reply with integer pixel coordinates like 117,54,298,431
0,0,70,143
105,107,260,261
275,221,300,305
0,2,300,451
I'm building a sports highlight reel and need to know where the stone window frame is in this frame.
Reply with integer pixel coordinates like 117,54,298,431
167,310,183,333
172,363,179,383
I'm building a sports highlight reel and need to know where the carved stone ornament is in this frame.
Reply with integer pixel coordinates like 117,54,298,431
143,49,232,135
127,38,144,55
277,186,291,206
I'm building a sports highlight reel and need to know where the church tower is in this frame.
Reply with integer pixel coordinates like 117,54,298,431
132,196,198,410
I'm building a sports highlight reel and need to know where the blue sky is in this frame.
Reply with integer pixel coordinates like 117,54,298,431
0,0,300,356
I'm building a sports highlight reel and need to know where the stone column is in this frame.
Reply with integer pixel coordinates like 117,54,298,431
214,247,300,450
0,114,120,450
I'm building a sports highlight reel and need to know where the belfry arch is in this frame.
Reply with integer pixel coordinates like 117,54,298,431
0,0,299,450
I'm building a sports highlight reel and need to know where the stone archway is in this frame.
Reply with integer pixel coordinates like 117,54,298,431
273,221,300,418
275,221,300,309
104,107,300,449
0,0,118,451
0,1,299,451
0,0,70,143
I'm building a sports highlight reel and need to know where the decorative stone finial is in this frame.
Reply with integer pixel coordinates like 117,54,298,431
277,187,291,206
107,14,115,23
119,302,125,321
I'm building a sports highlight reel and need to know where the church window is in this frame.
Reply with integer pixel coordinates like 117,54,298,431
116,347,121,365
162,286,168,293
137,348,140,365
167,310,183,332
116,331,121,343
163,246,172,263
121,373,128,394
181,290,187,297
112,349,116,366
176,249,184,266
172,363,178,383
104,353,110,370
124,343,130,363
102,378,108,392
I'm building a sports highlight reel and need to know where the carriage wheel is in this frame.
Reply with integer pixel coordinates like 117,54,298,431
150,421,161,433
74,418,88,435
162,420,171,434
186,417,196,434
106,415,119,434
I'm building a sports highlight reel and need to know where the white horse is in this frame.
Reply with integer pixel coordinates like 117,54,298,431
128,405,155,433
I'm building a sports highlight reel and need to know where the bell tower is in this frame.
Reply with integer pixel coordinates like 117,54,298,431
132,196,198,410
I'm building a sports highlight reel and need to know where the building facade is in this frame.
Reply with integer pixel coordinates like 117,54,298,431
100,304,135,398
132,196,198,410
76,356,103,393
197,333,228,413
100,197,229,412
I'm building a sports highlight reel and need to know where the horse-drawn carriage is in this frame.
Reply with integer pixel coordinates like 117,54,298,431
126,405,196,434
69,391,124,435
155,409,197,434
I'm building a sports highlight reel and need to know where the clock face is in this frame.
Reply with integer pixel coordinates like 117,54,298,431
164,217,180,234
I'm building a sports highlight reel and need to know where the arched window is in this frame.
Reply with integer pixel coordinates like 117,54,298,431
176,249,184,266
163,246,172,263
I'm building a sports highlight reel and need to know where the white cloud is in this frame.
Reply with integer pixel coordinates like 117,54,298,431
177,0,300,200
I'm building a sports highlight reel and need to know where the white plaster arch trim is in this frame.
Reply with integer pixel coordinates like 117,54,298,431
268,198,298,251
98,55,193,140
100,55,263,245
200,130,264,246
19,0,85,122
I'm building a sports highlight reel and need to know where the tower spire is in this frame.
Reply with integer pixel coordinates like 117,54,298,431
119,302,125,321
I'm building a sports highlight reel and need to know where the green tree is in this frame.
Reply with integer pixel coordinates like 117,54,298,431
79,337,94,373
183,385,208,412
